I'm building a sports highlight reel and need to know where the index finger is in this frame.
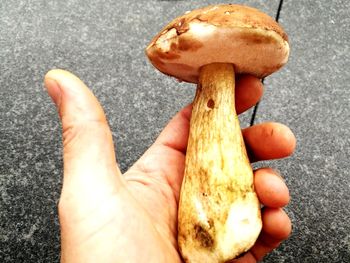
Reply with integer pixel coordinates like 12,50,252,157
236,75,263,114
154,75,263,153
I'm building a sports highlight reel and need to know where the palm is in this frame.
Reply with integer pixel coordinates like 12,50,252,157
124,143,185,262
45,70,295,263
59,143,184,262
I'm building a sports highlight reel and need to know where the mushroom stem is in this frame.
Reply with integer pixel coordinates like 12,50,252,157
178,63,262,263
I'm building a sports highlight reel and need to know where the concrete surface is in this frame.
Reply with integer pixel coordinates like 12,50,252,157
0,0,349,262
256,1,350,262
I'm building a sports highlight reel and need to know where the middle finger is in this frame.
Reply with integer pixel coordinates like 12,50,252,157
243,122,296,162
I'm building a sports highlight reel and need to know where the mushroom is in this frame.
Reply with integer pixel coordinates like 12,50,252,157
146,4,289,263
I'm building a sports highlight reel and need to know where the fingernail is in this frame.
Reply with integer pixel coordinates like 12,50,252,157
45,78,61,107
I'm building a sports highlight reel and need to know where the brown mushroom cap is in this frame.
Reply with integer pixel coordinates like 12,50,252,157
146,4,289,83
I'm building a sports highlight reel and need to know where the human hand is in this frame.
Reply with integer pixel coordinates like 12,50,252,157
44,69,296,263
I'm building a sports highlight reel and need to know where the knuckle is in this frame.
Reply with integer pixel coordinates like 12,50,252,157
61,118,111,149
62,123,80,148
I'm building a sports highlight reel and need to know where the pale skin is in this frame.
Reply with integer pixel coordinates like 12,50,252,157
44,69,296,263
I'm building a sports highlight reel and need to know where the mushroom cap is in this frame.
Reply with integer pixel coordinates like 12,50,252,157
146,4,289,83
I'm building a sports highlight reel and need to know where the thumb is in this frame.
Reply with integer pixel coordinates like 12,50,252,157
44,69,124,205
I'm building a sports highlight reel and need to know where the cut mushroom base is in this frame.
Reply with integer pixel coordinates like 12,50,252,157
146,4,289,263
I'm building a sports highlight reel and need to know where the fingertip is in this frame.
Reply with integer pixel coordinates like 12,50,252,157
262,207,292,240
273,123,297,158
243,122,296,161
236,75,264,114
45,69,80,82
254,168,290,207
44,70,68,106
45,69,106,121
44,69,91,97
236,75,264,94
285,126,297,156
45,77,62,106
45,69,63,80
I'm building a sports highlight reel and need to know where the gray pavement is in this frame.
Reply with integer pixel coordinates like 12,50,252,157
0,0,349,262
